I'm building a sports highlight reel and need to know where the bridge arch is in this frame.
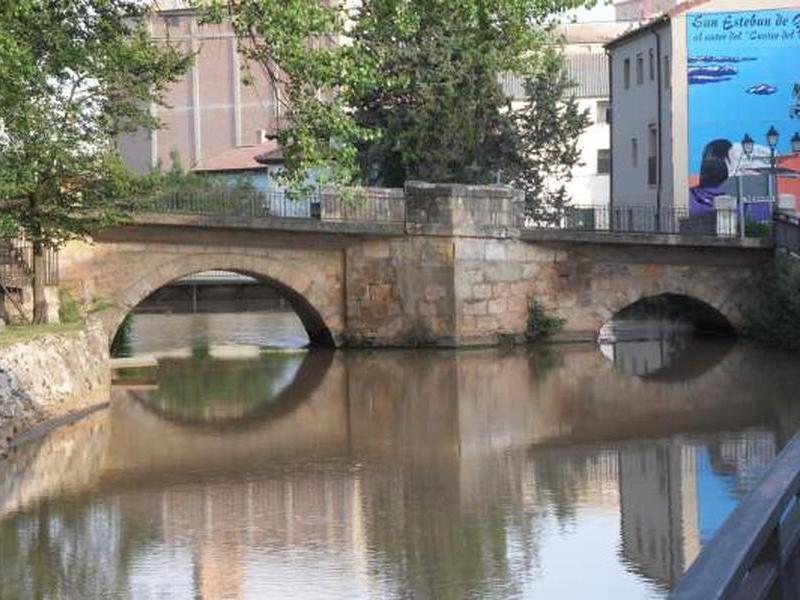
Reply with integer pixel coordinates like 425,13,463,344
604,292,736,336
100,252,341,347
589,276,747,336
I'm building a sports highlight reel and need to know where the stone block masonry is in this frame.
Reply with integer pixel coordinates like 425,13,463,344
0,323,110,454
59,182,771,348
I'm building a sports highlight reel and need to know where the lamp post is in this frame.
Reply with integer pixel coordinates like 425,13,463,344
766,126,779,206
738,134,755,238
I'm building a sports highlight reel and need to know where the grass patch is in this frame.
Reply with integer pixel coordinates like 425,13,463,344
58,288,83,324
0,322,85,348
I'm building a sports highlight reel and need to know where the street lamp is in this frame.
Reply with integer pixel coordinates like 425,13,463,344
766,125,779,204
767,125,779,149
737,134,756,239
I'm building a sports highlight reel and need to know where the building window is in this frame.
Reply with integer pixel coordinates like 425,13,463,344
636,53,644,85
648,124,658,185
663,55,671,89
624,58,631,89
597,149,611,174
649,49,655,81
596,100,610,124
631,138,638,168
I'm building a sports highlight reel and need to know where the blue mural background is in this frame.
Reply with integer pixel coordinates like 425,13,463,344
687,9,800,180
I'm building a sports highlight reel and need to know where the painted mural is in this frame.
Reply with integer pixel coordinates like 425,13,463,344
686,9,800,217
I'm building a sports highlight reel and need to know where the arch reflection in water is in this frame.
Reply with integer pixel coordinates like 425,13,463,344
122,349,335,428
3,345,800,599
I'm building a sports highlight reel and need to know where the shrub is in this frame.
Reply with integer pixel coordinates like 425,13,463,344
744,255,800,350
745,220,772,239
527,298,565,341
58,288,82,324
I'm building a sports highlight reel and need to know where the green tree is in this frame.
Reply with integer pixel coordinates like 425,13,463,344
198,0,379,194
350,0,590,191
505,49,591,222
745,256,800,350
199,0,591,198
0,1,191,322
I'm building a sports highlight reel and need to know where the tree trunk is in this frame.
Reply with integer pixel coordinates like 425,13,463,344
32,240,47,324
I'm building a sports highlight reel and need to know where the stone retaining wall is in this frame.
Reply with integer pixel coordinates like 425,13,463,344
0,322,110,454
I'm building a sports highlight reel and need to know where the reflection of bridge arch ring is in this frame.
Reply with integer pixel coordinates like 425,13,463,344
129,349,335,432
106,258,338,348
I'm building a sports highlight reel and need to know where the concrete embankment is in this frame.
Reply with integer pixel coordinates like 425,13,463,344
0,323,110,455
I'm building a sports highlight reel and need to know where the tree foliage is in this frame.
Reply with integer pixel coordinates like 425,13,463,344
198,0,379,194
0,1,192,321
745,256,800,351
350,0,590,192
199,0,592,201
505,50,591,222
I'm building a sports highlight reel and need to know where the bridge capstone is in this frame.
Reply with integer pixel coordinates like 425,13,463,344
58,182,773,347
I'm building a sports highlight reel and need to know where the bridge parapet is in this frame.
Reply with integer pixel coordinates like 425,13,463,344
61,183,775,348
404,181,522,237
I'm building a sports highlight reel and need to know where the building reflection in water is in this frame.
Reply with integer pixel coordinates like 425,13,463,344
1,337,799,599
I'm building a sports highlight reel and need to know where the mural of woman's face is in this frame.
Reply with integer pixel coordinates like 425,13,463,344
699,139,734,188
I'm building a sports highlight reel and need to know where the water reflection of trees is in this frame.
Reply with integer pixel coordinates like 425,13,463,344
145,354,304,422
2,344,800,597
0,500,156,599
130,350,333,427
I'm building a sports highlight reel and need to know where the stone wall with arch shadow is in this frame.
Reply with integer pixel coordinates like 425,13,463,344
60,231,345,347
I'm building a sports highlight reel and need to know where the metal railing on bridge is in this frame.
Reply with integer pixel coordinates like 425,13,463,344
138,188,780,241
775,211,800,256
0,238,59,288
139,189,406,224
670,432,800,599
521,205,768,239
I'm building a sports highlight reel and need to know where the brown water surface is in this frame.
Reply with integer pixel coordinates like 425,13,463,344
1,312,799,599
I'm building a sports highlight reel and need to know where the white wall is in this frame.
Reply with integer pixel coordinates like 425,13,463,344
609,20,673,211
564,96,611,206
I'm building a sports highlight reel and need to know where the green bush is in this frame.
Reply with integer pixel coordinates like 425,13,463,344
527,298,565,341
745,220,772,239
744,255,800,350
58,288,82,324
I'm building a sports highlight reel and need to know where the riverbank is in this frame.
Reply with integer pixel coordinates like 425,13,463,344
0,321,110,456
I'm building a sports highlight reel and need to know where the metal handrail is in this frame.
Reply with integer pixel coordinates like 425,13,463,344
775,211,800,256
140,188,406,224
670,432,800,599
0,238,59,287
138,188,778,240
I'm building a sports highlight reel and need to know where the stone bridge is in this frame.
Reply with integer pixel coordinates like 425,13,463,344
60,183,773,347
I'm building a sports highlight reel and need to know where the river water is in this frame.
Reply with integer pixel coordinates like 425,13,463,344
2,311,800,599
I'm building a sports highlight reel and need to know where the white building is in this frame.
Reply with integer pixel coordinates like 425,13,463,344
503,22,633,207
